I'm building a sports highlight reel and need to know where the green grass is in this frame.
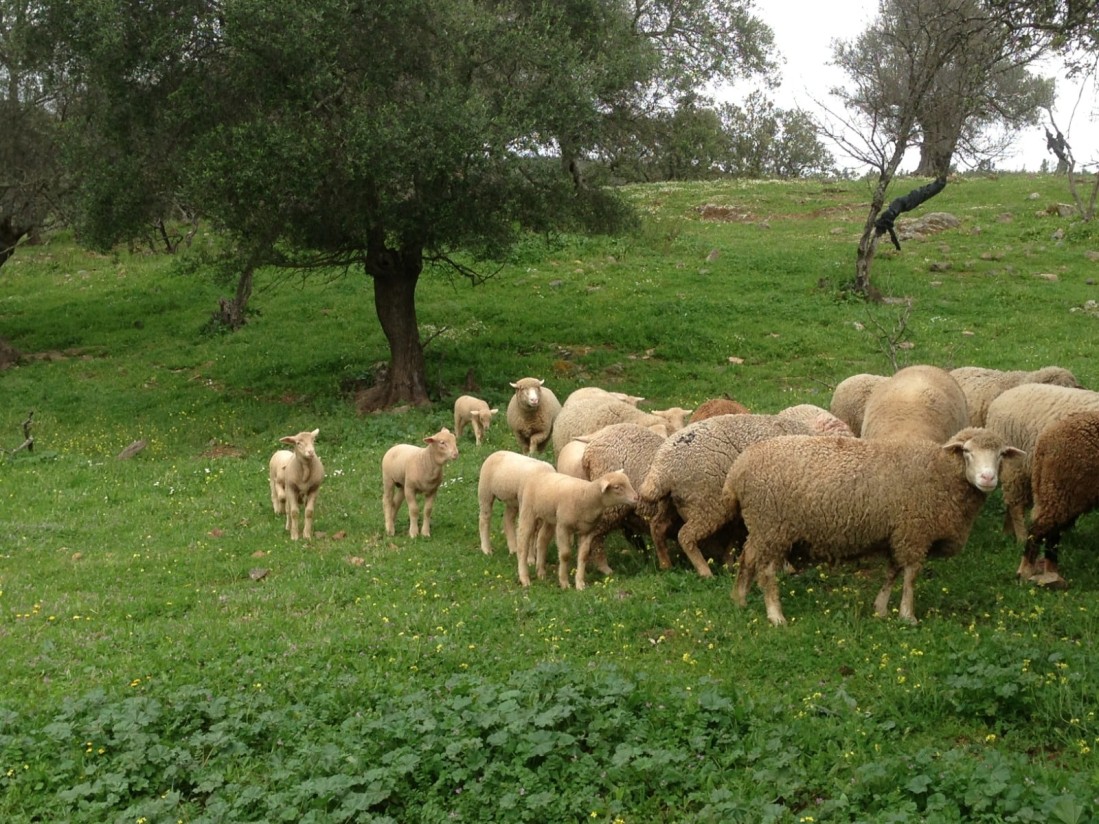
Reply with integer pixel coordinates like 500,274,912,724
1,173,1098,822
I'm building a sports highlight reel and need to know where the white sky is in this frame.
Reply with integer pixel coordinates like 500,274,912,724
743,0,1099,173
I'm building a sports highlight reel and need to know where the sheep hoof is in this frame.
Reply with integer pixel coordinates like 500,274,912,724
1029,571,1069,589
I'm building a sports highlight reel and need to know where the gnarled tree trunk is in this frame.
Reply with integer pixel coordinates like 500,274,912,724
356,239,431,412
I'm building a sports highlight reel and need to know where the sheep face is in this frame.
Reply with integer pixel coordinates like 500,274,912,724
425,429,460,463
945,429,1024,493
511,379,544,410
280,428,319,458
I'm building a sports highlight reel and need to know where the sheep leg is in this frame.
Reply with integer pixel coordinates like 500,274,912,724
534,522,553,579
302,490,317,540
421,491,436,537
873,563,901,618
897,563,923,624
502,504,519,555
472,420,484,446
756,558,786,626
287,494,301,541
478,498,496,555
676,521,716,578
515,509,536,587
406,490,422,538
647,501,675,569
575,533,599,590
734,542,758,608
382,482,402,537
555,524,574,589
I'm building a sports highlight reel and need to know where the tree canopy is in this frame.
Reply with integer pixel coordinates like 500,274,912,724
46,0,776,408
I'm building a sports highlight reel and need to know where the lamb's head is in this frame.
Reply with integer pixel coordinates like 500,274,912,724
1033,366,1079,388
510,378,545,410
425,428,460,462
596,470,637,508
280,428,320,459
653,407,693,433
471,408,499,426
943,427,1024,493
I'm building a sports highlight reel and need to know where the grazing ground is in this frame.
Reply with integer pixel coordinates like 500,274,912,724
1,173,1097,822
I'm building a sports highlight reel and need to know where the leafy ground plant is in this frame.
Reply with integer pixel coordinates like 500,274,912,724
1,173,1098,822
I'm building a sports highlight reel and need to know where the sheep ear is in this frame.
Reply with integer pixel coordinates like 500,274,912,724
311,428,319,437
1002,446,1026,460
509,381,519,389
489,408,499,415
537,379,545,386
280,436,296,445
424,435,437,445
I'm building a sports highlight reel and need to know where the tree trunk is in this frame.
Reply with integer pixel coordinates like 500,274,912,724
0,216,31,271
355,241,431,412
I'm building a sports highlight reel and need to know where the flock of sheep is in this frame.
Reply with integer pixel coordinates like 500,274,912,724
267,364,1099,625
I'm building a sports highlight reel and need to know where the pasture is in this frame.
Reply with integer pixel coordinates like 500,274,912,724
1,173,1097,822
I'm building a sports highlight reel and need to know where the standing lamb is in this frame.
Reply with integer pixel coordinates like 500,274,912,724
635,414,824,578
950,365,1078,427
269,429,325,540
1021,411,1099,588
985,383,1099,543
476,450,555,556
381,427,460,538
551,395,690,453
729,428,1023,626
515,469,637,589
860,364,968,443
576,422,667,588
453,395,499,446
507,378,562,455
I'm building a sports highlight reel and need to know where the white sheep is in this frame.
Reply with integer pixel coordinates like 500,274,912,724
984,383,1099,543
269,429,325,540
381,427,460,538
728,427,1023,625
861,364,968,443
507,378,562,455
551,395,691,453
777,403,855,436
476,450,555,556
1020,411,1099,588
829,373,886,436
515,469,637,589
453,394,499,446
576,422,667,587
949,365,1079,427
564,387,645,406
635,414,824,578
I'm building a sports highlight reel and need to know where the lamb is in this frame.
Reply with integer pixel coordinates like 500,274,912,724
507,378,562,455
635,414,823,578
690,397,750,422
575,422,667,588
949,365,1079,427
515,469,637,589
269,429,325,540
551,396,691,453
381,427,460,538
829,373,886,436
1020,411,1099,587
728,427,1023,626
554,438,589,479
453,395,499,446
860,364,968,443
476,450,555,556
777,403,855,436
985,383,1099,544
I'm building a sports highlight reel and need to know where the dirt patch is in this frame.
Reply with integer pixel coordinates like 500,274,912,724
0,339,21,369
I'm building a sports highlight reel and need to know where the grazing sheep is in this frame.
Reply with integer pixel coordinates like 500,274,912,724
950,365,1079,427
565,387,645,406
635,414,821,578
515,469,637,589
729,428,1023,626
476,450,555,556
507,378,562,455
555,438,589,479
453,395,499,446
1021,411,1099,587
985,383,1099,543
690,397,751,422
551,396,690,453
576,422,667,588
270,429,325,540
829,373,886,436
381,428,460,538
777,403,855,436
861,364,968,443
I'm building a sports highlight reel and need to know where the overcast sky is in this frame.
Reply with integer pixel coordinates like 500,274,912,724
747,0,1099,173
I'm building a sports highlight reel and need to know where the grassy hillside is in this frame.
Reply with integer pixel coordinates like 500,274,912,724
1,173,1097,822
